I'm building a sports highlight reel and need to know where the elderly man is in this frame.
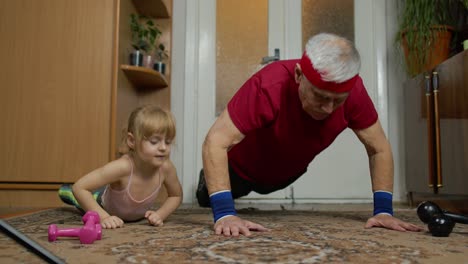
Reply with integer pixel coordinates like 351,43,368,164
197,33,422,237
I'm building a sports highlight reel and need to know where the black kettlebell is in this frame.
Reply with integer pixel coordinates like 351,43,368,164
427,213,455,237
417,201,468,237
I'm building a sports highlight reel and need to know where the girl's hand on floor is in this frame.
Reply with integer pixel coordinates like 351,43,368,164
101,215,124,229
145,211,164,226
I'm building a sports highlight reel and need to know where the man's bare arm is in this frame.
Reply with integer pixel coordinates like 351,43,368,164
202,109,268,236
353,119,393,193
354,120,422,232
202,109,245,195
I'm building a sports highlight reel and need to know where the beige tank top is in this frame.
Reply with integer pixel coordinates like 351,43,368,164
101,156,162,221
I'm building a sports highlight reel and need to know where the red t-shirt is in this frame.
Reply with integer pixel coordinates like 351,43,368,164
227,59,378,189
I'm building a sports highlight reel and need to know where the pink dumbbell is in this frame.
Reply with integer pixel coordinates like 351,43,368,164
48,211,102,244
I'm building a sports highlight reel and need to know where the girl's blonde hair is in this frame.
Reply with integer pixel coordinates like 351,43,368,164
119,105,176,155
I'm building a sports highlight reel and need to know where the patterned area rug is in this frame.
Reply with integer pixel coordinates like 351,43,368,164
1,207,467,263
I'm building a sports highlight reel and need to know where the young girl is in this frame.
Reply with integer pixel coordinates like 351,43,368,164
59,105,182,229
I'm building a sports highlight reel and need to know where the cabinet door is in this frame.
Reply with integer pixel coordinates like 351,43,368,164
0,0,116,183
435,51,468,195
404,75,431,194
405,51,468,195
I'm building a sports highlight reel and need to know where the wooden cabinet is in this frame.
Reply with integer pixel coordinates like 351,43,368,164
404,50,468,208
0,0,172,207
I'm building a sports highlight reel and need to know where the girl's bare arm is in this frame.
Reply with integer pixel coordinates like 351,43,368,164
151,160,183,221
72,157,131,220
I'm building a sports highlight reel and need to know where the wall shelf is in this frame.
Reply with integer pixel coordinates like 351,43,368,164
121,64,168,89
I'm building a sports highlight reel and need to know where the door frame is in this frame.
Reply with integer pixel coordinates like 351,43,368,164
171,0,391,204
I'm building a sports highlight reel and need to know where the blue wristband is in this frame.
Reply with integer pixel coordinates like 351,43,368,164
373,191,393,216
210,190,237,222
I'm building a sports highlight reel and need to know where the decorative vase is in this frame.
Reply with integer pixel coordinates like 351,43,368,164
129,50,143,66
153,61,166,75
143,54,153,68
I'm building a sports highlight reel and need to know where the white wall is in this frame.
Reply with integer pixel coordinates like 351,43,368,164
170,0,197,203
386,1,408,202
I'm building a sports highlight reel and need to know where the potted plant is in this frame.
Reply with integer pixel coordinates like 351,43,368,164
153,43,169,75
129,13,162,67
395,0,465,76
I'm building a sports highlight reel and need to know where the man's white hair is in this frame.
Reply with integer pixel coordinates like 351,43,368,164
305,33,361,83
